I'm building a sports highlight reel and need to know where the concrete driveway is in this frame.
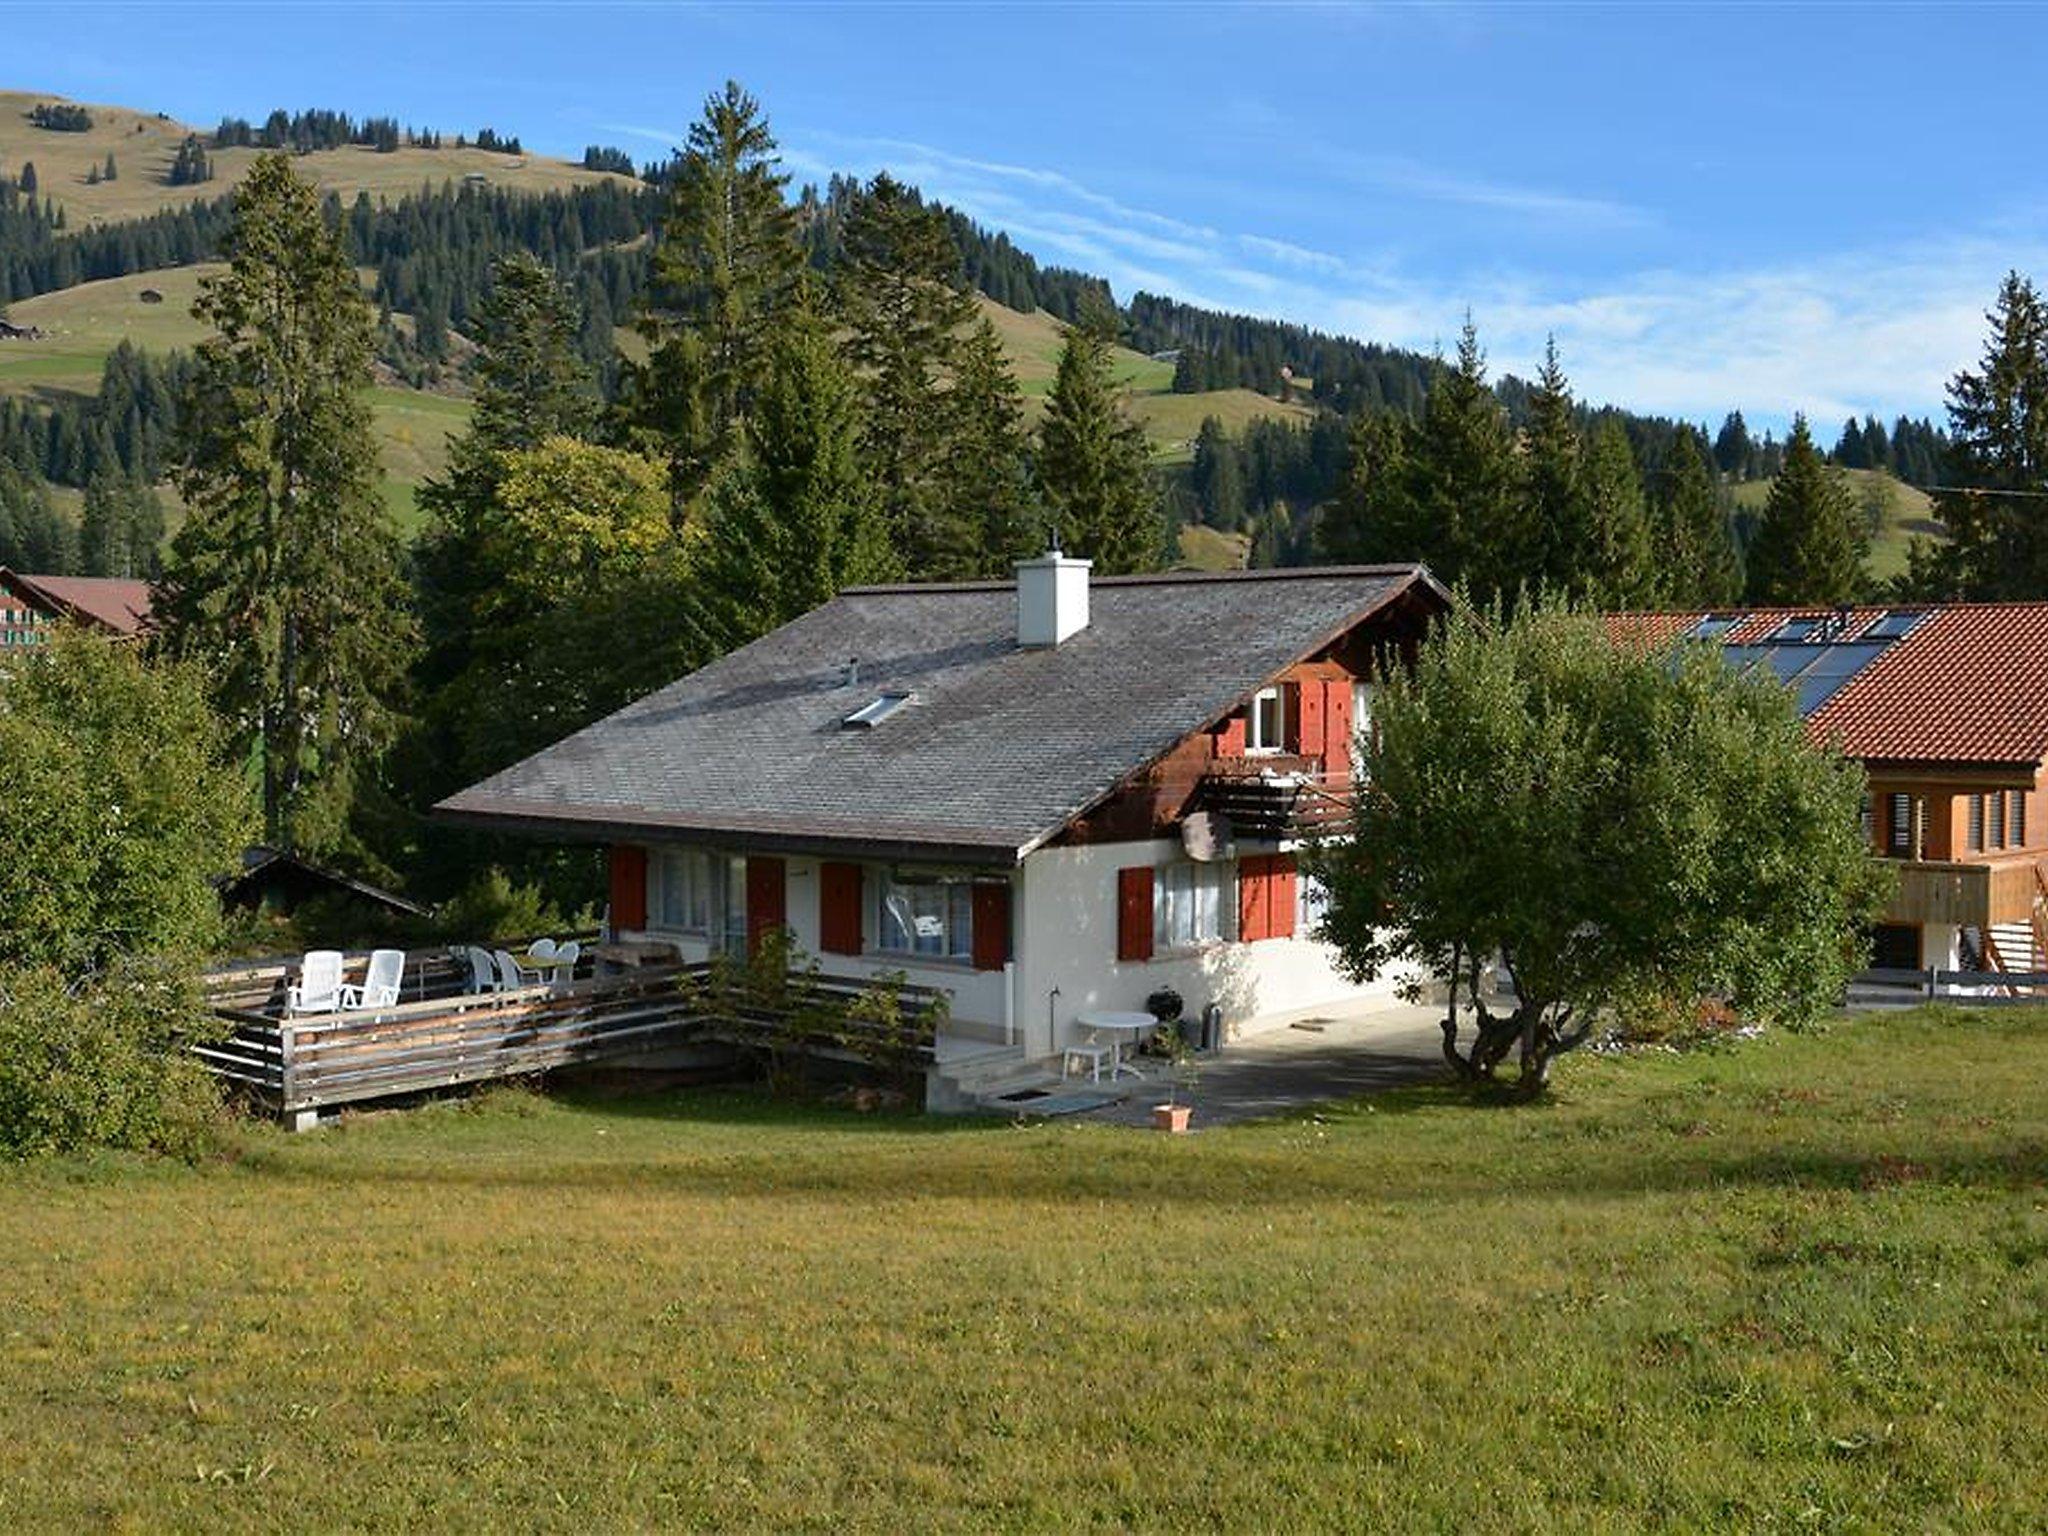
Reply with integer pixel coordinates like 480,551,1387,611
1081,1000,1450,1128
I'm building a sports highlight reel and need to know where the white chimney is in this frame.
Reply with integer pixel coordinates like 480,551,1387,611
1015,547,1091,648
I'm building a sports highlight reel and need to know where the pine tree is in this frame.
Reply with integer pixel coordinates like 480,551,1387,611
1579,416,1655,604
18,161,34,194
1744,416,1865,604
416,253,596,700
1714,410,1752,477
1520,336,1586,595
634,80,803,509
1406,319,1519,600
1834,416,1867,468
1035,323,1161,574
154,153,414,854
1933,270,2048,597
832,172,980,576
1649,425,1740,606
1191,415,1247,530
699,301,894,638
102,152,116,183
1316,411,1412,564
940,316,1037,577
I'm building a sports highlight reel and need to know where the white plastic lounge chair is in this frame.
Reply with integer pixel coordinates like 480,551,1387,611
548,939,581,985
460,945,497,995
527,937,558,963
493,948,540,990
342,948,404,1011
285,950,345,1015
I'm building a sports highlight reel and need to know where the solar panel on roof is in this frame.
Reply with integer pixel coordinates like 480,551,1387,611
1710,637,1897,717
1690,614,1741,639
1769,617,1825,642
1861,610,1926,640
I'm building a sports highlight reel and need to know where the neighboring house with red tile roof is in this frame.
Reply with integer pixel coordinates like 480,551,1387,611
0,567,153,650
1609,603,2048,975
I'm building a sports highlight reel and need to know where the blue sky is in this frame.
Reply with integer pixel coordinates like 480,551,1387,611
35,2,2048,431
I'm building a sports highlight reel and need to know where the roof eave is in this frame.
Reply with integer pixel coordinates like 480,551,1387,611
434,796,1025,868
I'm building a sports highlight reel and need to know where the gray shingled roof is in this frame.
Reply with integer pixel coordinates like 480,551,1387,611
437,566,1441,863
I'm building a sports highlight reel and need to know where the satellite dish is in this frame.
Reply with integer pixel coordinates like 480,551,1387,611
1182,810,1234,863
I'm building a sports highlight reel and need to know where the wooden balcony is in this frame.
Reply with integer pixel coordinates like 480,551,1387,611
1881,855,2047,929
1199,756,1354,842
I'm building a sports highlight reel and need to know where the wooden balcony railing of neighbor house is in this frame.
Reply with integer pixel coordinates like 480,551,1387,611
1880,854,2048,930
196,953,947,1128
1199,755,1355,841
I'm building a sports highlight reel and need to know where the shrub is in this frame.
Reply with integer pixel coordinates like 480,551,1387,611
0,962,222,1160
436,868,586,943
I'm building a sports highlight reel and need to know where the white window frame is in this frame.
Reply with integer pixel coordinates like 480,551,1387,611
1155,861,1233,952
652,847,718,934
876,869,976,963
1247,686,1287,755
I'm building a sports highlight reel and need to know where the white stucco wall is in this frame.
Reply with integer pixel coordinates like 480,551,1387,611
1012,838,1414,1060
620,837,1415,1062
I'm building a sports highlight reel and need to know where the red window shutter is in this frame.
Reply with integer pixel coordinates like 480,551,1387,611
608,845,647,932
745,856,787,955
1297,681,1325,766
1239,854,1270,942
1217,715,1247,757
1116,867,1155,962
1324,680,1354,779
1269,854,1298,940
819,861,863,955
971,882,1011,971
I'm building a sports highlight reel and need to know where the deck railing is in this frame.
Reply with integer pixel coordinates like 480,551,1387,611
195,957,947,1123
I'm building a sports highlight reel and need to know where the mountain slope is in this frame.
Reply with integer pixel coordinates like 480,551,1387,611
0,91,627,227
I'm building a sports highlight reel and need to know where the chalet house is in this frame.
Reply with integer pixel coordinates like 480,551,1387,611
1611,604,2048,976
0,567,152,650
439,556,1450,1084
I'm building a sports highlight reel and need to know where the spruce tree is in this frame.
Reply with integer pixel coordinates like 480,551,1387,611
1650,425,1740,606
1315,411,1413,565
1579,416,1655,604
1933,270,2048,597
1744,416,1865,605
634,80,803,509
1035,323,1161,574
416,254,596,707
832,172,980,576
1405,319,1519,600
700,299,894,638
1191,415,1247,529
941,316,1037,577
1520,336,1587,595
18,161,34,194
154,152,413,854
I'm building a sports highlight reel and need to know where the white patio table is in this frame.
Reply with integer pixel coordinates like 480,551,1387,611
1075,1010,1158,1081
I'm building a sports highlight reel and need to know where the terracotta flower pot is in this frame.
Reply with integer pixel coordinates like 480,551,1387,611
1152,1103,1192,1134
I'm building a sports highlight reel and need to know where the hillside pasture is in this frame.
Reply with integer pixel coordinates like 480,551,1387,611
0,91,629,228
1732,465,1946,581
0,1007,2041,1528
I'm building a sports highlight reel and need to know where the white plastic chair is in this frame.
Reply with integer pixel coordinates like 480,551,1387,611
493,948,541,990
458,945,496,995
527,937,558,963
342,948,404,1011
548,940,581,986
285,950,345,1015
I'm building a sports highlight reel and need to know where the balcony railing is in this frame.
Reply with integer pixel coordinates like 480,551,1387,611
1880,854,2047,929
1199,756,1354,841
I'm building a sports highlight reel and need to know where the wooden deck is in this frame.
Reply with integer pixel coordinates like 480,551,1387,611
196,954,946,1127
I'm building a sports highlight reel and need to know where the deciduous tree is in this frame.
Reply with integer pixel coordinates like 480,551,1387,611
1313,599,1888,1096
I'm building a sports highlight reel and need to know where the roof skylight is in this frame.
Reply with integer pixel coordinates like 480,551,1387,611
841,691,915,729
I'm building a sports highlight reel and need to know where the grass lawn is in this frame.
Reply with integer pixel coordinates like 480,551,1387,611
2,1008,2043,1529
